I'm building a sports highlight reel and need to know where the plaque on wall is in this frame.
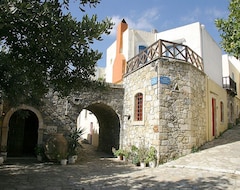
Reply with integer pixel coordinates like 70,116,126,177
151,77,158,86
160,76,171,85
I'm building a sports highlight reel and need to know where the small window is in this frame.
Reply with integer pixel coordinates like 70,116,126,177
220,101,224,122
164,44,184,59
139,45,147,53
134,93,143,121
138,45,147,64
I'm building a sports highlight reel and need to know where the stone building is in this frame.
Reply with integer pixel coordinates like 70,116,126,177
122,40,207,162
1,20,240,164
107,20,240,162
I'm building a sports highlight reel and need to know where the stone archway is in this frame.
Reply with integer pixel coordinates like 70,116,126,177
1,105,44,154
83,103,121,154
7,110,38,156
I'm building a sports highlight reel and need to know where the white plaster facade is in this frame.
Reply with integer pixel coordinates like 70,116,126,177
222,55,240,121
106,22,223,86
105,41,116,82
222,54,240,92
77,110,99,147
106,29,156,82
156,22,223,86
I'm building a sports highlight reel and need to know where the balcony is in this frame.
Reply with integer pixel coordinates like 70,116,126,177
126,39,203,75
222,76,237,96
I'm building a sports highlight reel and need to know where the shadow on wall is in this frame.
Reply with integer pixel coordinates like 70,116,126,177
86,103,121,154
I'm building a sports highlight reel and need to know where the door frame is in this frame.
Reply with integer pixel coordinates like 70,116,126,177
1,104,44,151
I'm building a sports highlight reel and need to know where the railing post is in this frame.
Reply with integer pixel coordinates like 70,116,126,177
159,40,162,58
185,46,188,63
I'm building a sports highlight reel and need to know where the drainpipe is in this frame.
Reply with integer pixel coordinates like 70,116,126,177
200,24,205,66
157,58,161,166
206,76,210,141
200,24,209,142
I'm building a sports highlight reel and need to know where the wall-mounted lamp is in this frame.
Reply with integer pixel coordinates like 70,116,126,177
124,114,131,120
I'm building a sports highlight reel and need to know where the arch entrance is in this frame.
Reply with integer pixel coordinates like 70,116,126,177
7,109,38,157
78,103,120,154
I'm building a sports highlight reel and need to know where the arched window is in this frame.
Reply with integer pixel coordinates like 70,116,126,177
134,93,143,121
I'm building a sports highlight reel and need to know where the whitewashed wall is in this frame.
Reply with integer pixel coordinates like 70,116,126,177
157,22,222,86
105,41,116,83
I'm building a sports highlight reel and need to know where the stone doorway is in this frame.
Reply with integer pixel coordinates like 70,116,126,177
83,103,121,154
7,109,38,157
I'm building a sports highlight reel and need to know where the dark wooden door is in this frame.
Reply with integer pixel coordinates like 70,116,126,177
7,110,38,157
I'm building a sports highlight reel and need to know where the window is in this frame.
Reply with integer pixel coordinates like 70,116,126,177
138,45,148,64
134,93,143,121
138,45,147,53
164,44,184,60
220,101,224,122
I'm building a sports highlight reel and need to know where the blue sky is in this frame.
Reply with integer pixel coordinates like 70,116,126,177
69,0,230,67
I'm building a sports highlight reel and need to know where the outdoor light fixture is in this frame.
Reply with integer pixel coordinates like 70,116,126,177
124,114,131,120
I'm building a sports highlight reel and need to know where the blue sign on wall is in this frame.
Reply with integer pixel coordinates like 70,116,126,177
160,76,171,85
151,77,158,86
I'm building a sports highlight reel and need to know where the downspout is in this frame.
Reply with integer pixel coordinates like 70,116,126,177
200,24,204,68
157,58,162,166
206,76,209,142
200,24,209,142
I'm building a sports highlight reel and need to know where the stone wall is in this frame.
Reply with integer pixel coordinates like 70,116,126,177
0,84,124,154
41,84,124,153
227,95,240,126
123,58,207,163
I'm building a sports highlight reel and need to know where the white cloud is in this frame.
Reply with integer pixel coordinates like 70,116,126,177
205,7,228,19
108,7,160,37
180,7,228,25
180,8,201,24
129,7,160,30
108,15,122,37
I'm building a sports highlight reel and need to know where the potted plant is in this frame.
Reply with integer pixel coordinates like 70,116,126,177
67,128,84,164
138,147,148,168
130,145,140,166
113,148,126,160
123,150,130,162
56,152,68,165
0,145,7,161
146,146,157,168
34,145,44,162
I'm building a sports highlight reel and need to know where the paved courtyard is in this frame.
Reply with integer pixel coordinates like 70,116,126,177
1,125,240,189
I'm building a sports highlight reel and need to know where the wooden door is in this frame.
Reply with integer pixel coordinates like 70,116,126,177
212,98,216,137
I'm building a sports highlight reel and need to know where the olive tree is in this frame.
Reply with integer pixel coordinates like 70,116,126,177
215,0,240,59
0,0,113,105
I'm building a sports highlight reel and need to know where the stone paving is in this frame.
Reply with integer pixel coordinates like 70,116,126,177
1,125,240,189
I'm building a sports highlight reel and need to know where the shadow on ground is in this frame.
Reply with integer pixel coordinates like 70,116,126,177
0,127,239,189
200,125,240,150
0,155,232,189
79,174,231,189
